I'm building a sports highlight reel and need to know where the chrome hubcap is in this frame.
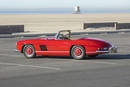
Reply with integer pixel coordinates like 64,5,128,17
74,48,82,56
26,47,33,55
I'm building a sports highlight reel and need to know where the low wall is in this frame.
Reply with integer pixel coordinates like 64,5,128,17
83,22,116,29
0,25,24,34
83,22,130,30
116,23,130,29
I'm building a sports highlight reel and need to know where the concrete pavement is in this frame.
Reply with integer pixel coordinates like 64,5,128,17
0,33,130,87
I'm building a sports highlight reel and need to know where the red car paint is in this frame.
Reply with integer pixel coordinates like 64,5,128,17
16,37,113,56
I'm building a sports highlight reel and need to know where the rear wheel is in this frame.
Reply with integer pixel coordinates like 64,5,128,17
71,45,85,60
23,45,36,58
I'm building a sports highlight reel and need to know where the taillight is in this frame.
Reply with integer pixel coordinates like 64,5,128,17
98,47,108,51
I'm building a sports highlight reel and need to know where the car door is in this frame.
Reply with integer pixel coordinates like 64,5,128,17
45,39,72,55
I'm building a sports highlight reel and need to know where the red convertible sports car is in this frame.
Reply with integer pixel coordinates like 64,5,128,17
16,30,117,60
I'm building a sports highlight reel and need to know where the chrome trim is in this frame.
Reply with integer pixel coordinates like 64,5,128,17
96,51,109,53
86,52,97,53
86,51,108,53
15,49,21,52
86,46,117,54
36,51,69,53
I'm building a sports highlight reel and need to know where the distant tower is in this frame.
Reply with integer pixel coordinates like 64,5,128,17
74,6,80,14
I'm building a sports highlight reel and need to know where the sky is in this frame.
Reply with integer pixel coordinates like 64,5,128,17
0,0,130,11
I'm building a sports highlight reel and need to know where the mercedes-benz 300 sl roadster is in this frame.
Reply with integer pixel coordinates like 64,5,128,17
16,30,117,60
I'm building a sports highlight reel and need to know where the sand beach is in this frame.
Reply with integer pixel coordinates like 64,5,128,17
0,13,130,33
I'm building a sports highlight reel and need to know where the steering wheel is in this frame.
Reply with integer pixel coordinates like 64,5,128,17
58,34,69,40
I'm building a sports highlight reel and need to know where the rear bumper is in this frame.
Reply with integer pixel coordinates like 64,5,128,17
96,46,117,53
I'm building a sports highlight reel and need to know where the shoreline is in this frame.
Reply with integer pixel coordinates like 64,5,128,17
0,13,130,15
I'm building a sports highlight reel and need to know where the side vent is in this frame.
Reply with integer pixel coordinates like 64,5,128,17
40,45,47,51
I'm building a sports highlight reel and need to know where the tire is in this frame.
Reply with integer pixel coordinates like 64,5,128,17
71,45,85,60
23,45,36,58
88,55,98,58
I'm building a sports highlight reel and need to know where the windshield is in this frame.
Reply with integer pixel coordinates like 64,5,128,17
55,30,71,40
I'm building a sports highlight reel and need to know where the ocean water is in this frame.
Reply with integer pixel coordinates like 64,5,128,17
0,10,130,14
0,11,73,14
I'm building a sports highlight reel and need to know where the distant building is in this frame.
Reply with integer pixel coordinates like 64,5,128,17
74,6,80,14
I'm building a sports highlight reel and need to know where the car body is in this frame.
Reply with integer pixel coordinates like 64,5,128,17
16,30,117,59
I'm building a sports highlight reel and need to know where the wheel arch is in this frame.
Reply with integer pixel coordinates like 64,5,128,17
21,44,34,53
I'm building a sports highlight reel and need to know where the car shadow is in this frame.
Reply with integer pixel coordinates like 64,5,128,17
34,54,130,60
35,55,72,60
86,54,130,60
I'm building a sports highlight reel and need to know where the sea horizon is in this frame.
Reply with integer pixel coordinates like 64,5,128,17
0,8,130,14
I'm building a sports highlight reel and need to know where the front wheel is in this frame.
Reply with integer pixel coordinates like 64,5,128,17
71,45,85,60
23,45,36,58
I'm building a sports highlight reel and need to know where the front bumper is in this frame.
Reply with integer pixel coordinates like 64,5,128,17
15,49,21,53
96,46,117,53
